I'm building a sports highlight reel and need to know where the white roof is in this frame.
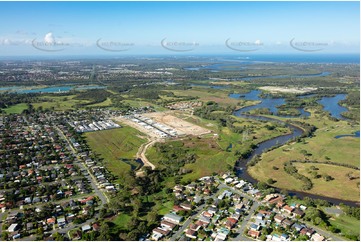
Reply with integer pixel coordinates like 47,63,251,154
8,224,18,232
57,217,66,223
82,224,91,231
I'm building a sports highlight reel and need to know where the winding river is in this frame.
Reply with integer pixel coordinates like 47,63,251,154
233,111,359,206
190,84,357,205
230,93,358,207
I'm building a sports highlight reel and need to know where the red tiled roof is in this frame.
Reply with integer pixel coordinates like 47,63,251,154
248,230,260,238
227,217,238,224
80,196,94,203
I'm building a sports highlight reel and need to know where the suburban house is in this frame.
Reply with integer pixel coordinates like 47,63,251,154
163,213,183,225
274,215,285,224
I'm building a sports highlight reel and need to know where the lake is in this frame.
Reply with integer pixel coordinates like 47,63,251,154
0,85,106,94
230,90,311,118
192,83,348,120
317,94,348,120
230,90,348,119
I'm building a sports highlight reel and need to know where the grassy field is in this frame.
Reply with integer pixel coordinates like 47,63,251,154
146,136,236,181
3,103,28,114
86,97,113,107
170,87,256,107
327,214,360,238
85,124,146,179
32,95,90,111
296,163,359,201
146,114,291,184
248,109,360,201
121,99,167,111
111,213,132,229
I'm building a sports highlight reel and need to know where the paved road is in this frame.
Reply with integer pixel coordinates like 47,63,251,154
55,126,108,206
16,126,108,241
169,204,206,240
19,216,98,241
233,202,259,241
217,183,258,203
216,180,260,241
302,220,345,241
218,180,346,241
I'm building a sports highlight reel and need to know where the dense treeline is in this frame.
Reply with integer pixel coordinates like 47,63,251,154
0,92,40,109
154,142,196,176
75,89,112,106
283,161,313,190
194,101,234,119
287,121,317,139
341,205,360,220
299,197,360,241
340,91,360,107
290,160,359,171
340,91,360,121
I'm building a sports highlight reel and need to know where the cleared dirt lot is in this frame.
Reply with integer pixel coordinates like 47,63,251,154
260,86,317,94
143,112,211,136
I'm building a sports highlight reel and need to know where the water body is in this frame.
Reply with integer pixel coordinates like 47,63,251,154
184,63,247,71
317,94,348,120
229,90,261,101
191,84,230,90
233,109,359,207
121,158,144,170
230,90,348,120
230,90,310,118
223,54,360,64
335,130,360,139
17,86,74,93
228,89,357,206
0,85,106,94
194,85,346,120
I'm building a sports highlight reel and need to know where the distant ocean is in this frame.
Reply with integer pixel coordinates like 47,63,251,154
223,54,360,64
0,53,359,64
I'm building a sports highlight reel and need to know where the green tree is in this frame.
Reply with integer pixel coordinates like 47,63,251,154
53,232,65,241
98,222,111,240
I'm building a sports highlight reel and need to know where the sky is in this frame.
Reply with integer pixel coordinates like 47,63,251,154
0,1,359,56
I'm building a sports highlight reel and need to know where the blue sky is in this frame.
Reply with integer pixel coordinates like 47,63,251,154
0,1,359,55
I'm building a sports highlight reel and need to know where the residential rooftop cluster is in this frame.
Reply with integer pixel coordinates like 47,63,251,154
3,195,99,240
0,109,121,240
0,115,91,209
149,174,333,241
166,101,202,111
245,193,325,241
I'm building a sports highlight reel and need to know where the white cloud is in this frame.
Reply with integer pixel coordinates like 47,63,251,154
0,38,25,45
255,39,262,45
44,32,55,44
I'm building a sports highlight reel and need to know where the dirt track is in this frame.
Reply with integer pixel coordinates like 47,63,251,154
136,139,156,170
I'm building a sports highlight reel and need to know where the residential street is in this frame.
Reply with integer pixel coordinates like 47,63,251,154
233,202,259,241
55,126,109,206
169,204,206,240
217,181,260,241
